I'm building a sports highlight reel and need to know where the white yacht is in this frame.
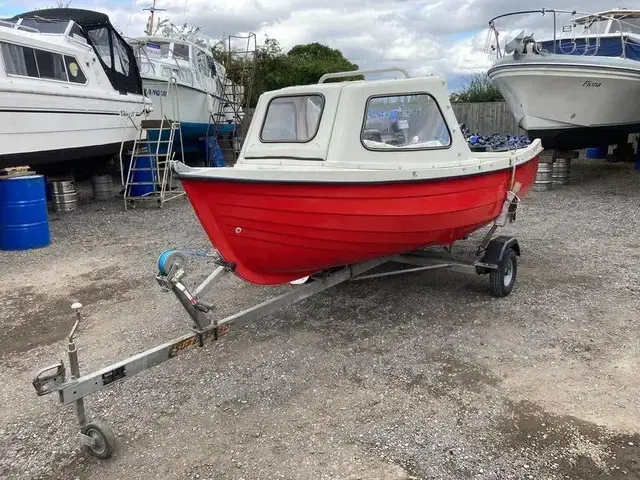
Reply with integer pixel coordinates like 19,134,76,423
0,8,151,170
130,36,240,153
487,9,640,150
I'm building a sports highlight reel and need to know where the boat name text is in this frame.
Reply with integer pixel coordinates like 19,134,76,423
582,80,601,88
144,88,168,97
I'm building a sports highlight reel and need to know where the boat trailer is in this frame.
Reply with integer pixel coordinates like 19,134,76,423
32,189,523,459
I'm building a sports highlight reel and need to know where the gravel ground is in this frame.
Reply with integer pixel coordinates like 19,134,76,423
0,157,639,480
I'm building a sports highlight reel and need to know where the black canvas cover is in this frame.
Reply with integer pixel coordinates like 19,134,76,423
9,9,143,96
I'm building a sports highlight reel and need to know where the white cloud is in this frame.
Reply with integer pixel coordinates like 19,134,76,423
4,0,623,84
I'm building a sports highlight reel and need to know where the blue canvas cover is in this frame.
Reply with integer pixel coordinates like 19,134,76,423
539,35,640,60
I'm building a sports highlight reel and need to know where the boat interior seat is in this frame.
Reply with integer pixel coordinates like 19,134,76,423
362,129,382,143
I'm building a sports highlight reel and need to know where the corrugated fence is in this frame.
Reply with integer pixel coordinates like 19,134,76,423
451,102,521,135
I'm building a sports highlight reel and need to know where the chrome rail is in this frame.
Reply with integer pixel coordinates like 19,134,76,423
318,67,411,83
488,8,631,59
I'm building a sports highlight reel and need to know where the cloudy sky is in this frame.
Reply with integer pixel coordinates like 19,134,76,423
0,0,624,90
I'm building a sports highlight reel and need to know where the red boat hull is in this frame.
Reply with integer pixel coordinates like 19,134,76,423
181,157,539,285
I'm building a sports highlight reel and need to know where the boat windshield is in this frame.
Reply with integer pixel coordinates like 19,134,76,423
144,41,190,62
609,17,640,34
260,95,324,143
16,18,70,34
362,94,451,150
145,41,171,59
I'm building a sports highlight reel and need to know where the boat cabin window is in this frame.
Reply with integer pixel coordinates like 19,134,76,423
260,95,325,143
160,65,194,85
112,31,130,75
35,49,67,81
1,42,85,84
362,94,451,150
64,55,87,83
172,43,190,61
572,18,609,34
609,17,640,34
87,27,130,75
1,43,39,77
87,27,111,65
18,18,69,34
69,23,85,40
146,42,170,58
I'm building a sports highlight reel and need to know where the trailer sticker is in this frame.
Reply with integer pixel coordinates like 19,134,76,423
217,324,232,336
102,366,126,386
169,337,198,357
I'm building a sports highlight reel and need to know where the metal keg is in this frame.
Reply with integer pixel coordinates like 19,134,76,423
552,158,571,185
91,174,114,201
50,180,77,213
533,161,553,191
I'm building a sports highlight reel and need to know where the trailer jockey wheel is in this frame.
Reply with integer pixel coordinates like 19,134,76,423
489,248,517,298
81,420,116,459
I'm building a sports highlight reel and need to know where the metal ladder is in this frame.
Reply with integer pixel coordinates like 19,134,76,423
123,77,185,209
206,33,257,166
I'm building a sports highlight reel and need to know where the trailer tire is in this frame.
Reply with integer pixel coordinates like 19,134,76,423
489,248,517,298
82,420,116,459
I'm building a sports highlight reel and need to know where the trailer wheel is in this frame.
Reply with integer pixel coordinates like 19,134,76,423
82,420,116,459
489,248,517,298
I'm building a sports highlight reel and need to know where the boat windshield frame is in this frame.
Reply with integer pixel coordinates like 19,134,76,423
487,8,632,59
259,93,326,144
360,92,452,152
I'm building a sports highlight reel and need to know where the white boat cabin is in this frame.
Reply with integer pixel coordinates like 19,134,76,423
0,9,144,98
132,36,226,97
240,72,483,169
176,69,542,183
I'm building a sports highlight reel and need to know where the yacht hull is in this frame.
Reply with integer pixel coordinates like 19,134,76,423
0,87,146,168
488,56,640,150
142,77,235,153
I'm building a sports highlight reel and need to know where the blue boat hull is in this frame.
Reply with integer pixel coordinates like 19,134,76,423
147,121,237,154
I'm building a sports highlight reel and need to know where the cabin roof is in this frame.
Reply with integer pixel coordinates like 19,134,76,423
266,76,436,97
136,35,193,46
9,8,111,28
574,9,640,23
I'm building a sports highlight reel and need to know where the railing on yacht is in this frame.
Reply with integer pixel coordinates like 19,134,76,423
487,9,636,59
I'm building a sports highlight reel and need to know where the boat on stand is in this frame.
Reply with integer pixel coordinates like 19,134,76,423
0,8,151,173
128,35,241,156
487,8,640,151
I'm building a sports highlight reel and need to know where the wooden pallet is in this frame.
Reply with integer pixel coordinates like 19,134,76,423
0,166,35,178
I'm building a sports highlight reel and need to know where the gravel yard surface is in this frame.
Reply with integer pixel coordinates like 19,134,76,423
0,157,639,480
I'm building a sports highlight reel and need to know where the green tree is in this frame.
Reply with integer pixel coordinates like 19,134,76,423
450,74,504,103
216,39,361,107
284,42,360,86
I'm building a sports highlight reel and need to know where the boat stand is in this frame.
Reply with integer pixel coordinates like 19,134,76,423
32,236,520,459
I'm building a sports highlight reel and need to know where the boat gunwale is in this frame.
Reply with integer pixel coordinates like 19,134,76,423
176,151,542,185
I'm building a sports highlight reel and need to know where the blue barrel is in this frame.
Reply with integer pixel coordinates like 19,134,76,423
586,146,608,159
129,156,157,197
0,175,51,250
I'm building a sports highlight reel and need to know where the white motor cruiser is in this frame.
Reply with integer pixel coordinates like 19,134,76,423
487,9,640,150
0,8,151,170
129,35,243,153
